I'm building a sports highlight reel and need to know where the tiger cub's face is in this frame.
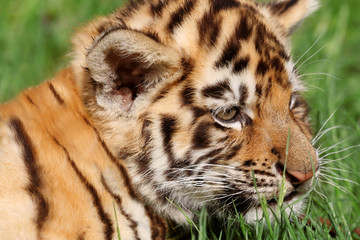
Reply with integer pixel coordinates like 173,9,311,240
74,0,320,223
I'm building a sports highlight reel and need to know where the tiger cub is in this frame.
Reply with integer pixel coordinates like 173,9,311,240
0,0,320,239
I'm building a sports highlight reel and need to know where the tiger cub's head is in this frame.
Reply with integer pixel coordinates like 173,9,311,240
73,0,319,223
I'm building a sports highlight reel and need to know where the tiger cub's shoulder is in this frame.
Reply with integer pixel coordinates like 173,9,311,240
0,68,167,240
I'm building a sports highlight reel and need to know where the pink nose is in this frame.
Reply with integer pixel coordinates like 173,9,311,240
287,170,314,184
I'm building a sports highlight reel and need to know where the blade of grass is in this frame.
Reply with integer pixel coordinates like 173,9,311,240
113,202,122,240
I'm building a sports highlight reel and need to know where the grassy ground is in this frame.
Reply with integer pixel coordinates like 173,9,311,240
1,0,359,239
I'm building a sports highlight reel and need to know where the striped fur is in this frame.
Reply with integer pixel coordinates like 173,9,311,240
1,0,320,239
0,70,165,239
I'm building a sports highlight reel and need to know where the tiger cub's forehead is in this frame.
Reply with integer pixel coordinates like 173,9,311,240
120,0,303,106
183,5,297,110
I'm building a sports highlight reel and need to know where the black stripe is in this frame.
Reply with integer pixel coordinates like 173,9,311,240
214,122,227,131
255,84,263,97
235,179,247,184
82,115,139,200
260,182,276,187
145,206,167,240
239,84,248,106
142,30,162,43
270,0,299,15
48,82,64,105
118,147,136,160
152,59,193,104
270,56,288,87
224,143,243,160
165,158,192,180
115,16,128,28
256,60,269,76
168,0,196,33
192,121,212,149
279,49,290,61
214,11,254,68
270,56,284,72
118,0,145,18
215,38,240,68
180,86,195,105
256,102,261,117
152,88,170,103
198,11,222,47
101,176,141,240
136,117,153,178
160,116,178,179
242,4,258,14
211,0,240,12
96,22,108,34
233,57,249,73
254,26,266,57
255,84,262,117
198,11,213,42
10,118,49,235
194,143,242,167
255,22,290,61
265,77,272,97
207,155,222,165
178,58,194,83
192,107,207,119
208,19,222,46
237,15,253,40
52,136,114,240
218,136,229,143
150,0,170,16
141,118,153,145
136,151,153,179
274,72,284,87
253,169,275,177
24,94,37,107
201,79,231,99
83,67,91,74
160,116,193,180
161,116,177,153
193,148,223,165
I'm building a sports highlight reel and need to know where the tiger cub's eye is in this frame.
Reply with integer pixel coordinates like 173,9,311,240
215,107,238,122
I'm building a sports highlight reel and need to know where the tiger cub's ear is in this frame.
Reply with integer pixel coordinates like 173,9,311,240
86,29,181,113
267,0,319,34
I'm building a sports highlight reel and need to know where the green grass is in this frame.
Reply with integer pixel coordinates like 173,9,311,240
1,0,359,239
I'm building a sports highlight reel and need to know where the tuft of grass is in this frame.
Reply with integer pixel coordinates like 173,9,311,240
1,0,359,239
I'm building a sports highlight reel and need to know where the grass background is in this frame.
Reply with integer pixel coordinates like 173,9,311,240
1,0,359,239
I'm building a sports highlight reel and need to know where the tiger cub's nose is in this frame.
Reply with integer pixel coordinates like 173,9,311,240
275,163,314,186
287,170,313,185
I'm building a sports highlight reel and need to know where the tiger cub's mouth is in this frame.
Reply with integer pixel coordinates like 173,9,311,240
242,166,319,224
244,191,305,224
266,191,297,206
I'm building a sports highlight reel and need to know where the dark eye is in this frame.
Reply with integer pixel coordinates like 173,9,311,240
214,107,238,122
